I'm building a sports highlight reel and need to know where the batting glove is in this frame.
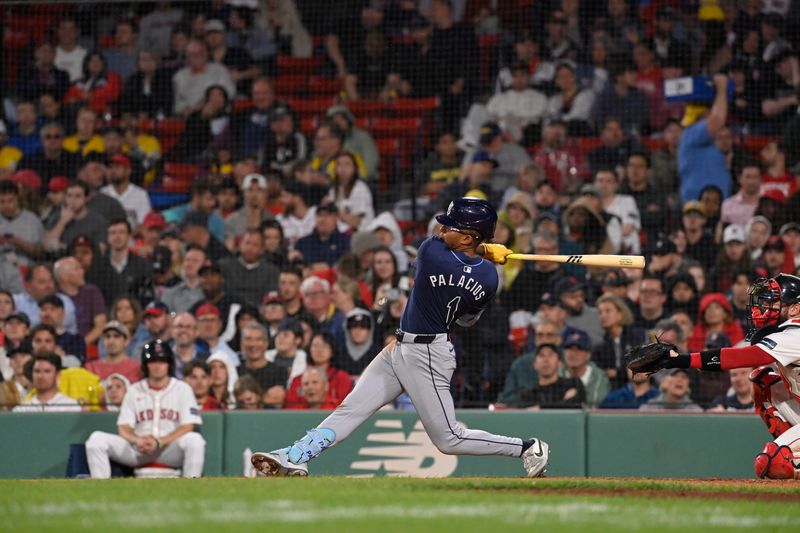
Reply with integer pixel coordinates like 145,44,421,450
481,243,513,264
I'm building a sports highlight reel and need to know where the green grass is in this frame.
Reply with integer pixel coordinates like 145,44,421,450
2,477,799,532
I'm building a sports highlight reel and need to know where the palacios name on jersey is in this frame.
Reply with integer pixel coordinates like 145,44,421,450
428,273,486,301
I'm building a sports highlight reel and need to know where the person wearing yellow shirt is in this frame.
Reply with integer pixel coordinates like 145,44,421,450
0,120,22,179
63,107,105,157
310,121,366,180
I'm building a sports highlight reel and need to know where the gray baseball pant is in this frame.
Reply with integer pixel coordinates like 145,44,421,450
317,338,525,457
85,431,206,478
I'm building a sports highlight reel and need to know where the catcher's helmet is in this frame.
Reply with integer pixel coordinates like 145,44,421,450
141,338,176,378
747,273,800,336
435,197,497,241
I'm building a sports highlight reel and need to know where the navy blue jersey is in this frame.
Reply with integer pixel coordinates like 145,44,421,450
400,236,498,334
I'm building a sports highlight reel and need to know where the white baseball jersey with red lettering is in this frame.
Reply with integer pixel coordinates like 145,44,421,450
756,320,800,399
117,378,202,438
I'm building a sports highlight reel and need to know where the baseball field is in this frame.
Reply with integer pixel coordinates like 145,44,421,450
3,477,799,532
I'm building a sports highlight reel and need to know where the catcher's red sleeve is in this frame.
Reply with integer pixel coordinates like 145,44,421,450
689,345,774,370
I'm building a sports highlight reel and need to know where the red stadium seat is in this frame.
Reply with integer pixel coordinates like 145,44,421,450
276,55,323,75
478,34,500,88
287,97,336,117
391,97,440,117
370,117,422,138
162,162,199,193
740,135,777,155
576,137,603,153
232,98,254,113
300,116,320,137
273,74,307,97
356,117,370,130
346,99,390,118
307,76,342,97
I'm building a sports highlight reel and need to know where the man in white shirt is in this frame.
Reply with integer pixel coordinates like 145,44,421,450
13,353,81,412
487,60,547,144
54,18,87,83
100,154,151,228
173,40,235,116
85,340,205,478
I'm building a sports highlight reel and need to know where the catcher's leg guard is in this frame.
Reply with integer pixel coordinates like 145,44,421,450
754,442,798,479
750,366,792,439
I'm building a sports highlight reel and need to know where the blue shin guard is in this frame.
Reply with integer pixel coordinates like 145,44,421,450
286,428,336,464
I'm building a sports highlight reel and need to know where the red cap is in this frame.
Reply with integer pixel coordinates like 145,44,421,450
764,235,787,252
9,170,42,192
142,211,167,229
109,153,132,169
261,291,283,305
195,303,220,318
761,188,787,204
48,176,69,193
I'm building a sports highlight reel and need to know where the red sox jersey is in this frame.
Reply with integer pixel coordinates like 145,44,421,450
755,319,800,399
117,378,202,439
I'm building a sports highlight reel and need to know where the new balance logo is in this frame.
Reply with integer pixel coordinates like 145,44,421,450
350,419,458,477
566,256,583,264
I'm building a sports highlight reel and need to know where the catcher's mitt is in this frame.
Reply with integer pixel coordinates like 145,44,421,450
625,341,678,374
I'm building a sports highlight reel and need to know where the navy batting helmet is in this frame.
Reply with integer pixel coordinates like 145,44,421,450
141,339,176,378
436,197,497,241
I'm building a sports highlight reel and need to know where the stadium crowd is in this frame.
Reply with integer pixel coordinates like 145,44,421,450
2,0,800,414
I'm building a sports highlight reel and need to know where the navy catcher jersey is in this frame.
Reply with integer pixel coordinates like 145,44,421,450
400,236,497,334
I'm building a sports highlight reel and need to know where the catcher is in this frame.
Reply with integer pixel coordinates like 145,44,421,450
626,273,800,480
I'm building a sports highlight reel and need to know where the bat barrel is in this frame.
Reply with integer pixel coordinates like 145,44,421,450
506,254,646,270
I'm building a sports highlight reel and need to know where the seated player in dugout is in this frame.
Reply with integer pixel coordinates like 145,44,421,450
626,273,800,479
250,197,550,478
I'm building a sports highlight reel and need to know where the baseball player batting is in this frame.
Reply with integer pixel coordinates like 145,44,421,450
251,197,550,477
85,340,206,478
626,273,800,479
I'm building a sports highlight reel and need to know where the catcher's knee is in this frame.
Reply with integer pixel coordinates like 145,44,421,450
754,442,796,479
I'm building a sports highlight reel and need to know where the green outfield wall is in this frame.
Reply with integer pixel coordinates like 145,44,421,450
0,411,767,479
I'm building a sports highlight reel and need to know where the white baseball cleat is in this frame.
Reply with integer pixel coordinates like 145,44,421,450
521,438,550,477
251,448,309,477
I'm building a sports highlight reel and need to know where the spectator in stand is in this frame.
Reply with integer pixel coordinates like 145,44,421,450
649,6,691,72
133,301,172,359
191,261,240,340
285,367,338,410
54,18,87,83
650,119,682,200
219,229,279,309
760,235,794,278
560,328,609,406
600,366,659,409
295,204,350,267
760,50,800,134
468,121,532,195
103,18,139,82
781,222,800,266
0,121,22,179
514,343,584,409
277,266,309,323
119,50,173,118
619,152,665,244
634,275,668,331
594,168,641,254
184,360,224,411
486,60,547,145
18,123,80,185
760,141,796,199
100,154,151,228
594,293,644,386
300,276,344,341
666,272,700,318
434,150,497,213
224,174,273,250
261,104,308,175
180,212,230,263
678,74,731,204
261,219,289,268
15,42,70,101
687,293,745,351
104,218,151,303
276,180,317,246
708,367,754,412
720,164,762,227
260,291,286,346
681,201,717,271
545,62,595,136
13,353,80,412
595,57,649,136
173,39,236,116
64,108,105,159
233,374,264,410
632,42,665,130
265,318,307,386
102,373,129,411
506,231,563,312
0,180,44,267
162,246,206,313
163,181,225,243
562,193,613,256
107,296,149,359
8,101,43,156
63,51,122,115
53,256,106,345
588,118,636,176
195,303,238,369
2,310,30,354
710,225,751,292
542,9,578,65
170,84,233,162
555,276,603,346
311,121,362,180
205,18,260,94
532,119,588,196
85,321,141,383
325,106,377,182
13,264,76,332
640,368,702,411
29,324,79,368
38,295,85,364
334,308,377,377
384,12,438,99
233,77,275,160
238,322,287,401
74,155,128,226
169,312,209,379
255,0,311,57
0,344,33,411
139,2,184,57
285,330,351,408
368,247,401,302
644,238,682,279
207,351,237,409
342,26,391,101
328,151,374,232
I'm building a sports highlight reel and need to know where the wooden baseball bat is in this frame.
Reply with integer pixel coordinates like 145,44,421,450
506,253,646,270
